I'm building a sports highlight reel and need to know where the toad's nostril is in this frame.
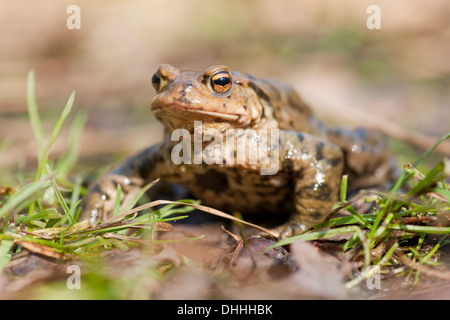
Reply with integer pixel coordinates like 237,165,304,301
151,73,161,91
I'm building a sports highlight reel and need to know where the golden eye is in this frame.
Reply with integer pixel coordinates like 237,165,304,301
210,71,232,94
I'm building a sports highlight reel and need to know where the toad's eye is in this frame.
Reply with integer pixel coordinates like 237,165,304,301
210,71,232,94
152,73,161,91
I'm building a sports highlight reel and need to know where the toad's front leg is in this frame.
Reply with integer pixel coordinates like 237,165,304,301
80,141,178,224
277,131,344,239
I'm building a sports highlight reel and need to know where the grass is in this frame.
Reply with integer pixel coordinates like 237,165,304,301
0,71,449,297
0,72,200,283
272,133,450,289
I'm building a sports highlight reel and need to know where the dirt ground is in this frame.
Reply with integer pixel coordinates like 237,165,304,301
2,220,450,300
0,0,449,299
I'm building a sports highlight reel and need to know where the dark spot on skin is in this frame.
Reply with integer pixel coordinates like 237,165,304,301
243,105,247,110
272,106,279,117
171,172,181,178
310,211,323,220
287,95,298,109
135,146,165,179
316,142,324,161
255,190,269,197
354,127,367,140
194,170,229,194
264,82,278,100
177,88,192,105
297,132,304,142
248,81,270,101
332,128,343,137
179,97,191,105
283,158,294,171
285,223,302,235
231,167,243,185
223,103,226,108
138,160,151,179
327,156,342,167
297,183,331,200
260,107,266,119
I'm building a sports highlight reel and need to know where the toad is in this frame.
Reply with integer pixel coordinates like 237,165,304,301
81,64,396,238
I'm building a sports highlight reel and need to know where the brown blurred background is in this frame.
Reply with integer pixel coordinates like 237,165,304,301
0,0,449,183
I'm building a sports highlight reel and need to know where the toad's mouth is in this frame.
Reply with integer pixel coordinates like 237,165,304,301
151,102,242,122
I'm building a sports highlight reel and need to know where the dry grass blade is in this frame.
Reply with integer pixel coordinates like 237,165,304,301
395,249,450,280
141,222,173,232
105,199,278,237
20,220,91,239
102,233,144,244
15,240,67,260
68,219,173,237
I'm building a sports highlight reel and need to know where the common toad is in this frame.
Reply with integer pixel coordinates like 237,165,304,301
81,64,396,238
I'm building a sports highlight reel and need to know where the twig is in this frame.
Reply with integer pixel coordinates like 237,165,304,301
395,249,450,280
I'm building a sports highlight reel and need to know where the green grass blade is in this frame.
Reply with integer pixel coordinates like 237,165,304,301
112,184,122,217
388,224,450,234
120,179,160,213
55,111,88,176
413,132,450,168
389,132,449,195
33,90,75,182
421,235,447,263
47,165,70,215
345,242,399,289
0,239,14,275
346,205,371,229
406,161,444,197
69,175,83,211
433,187,450,202
342,232,360,251
27,89,75,217
269,225,360,249
15,208,61,224
335,174,371,229
0,181,50,221
340,174,348,202
157,199,199,219
26,70,44,159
